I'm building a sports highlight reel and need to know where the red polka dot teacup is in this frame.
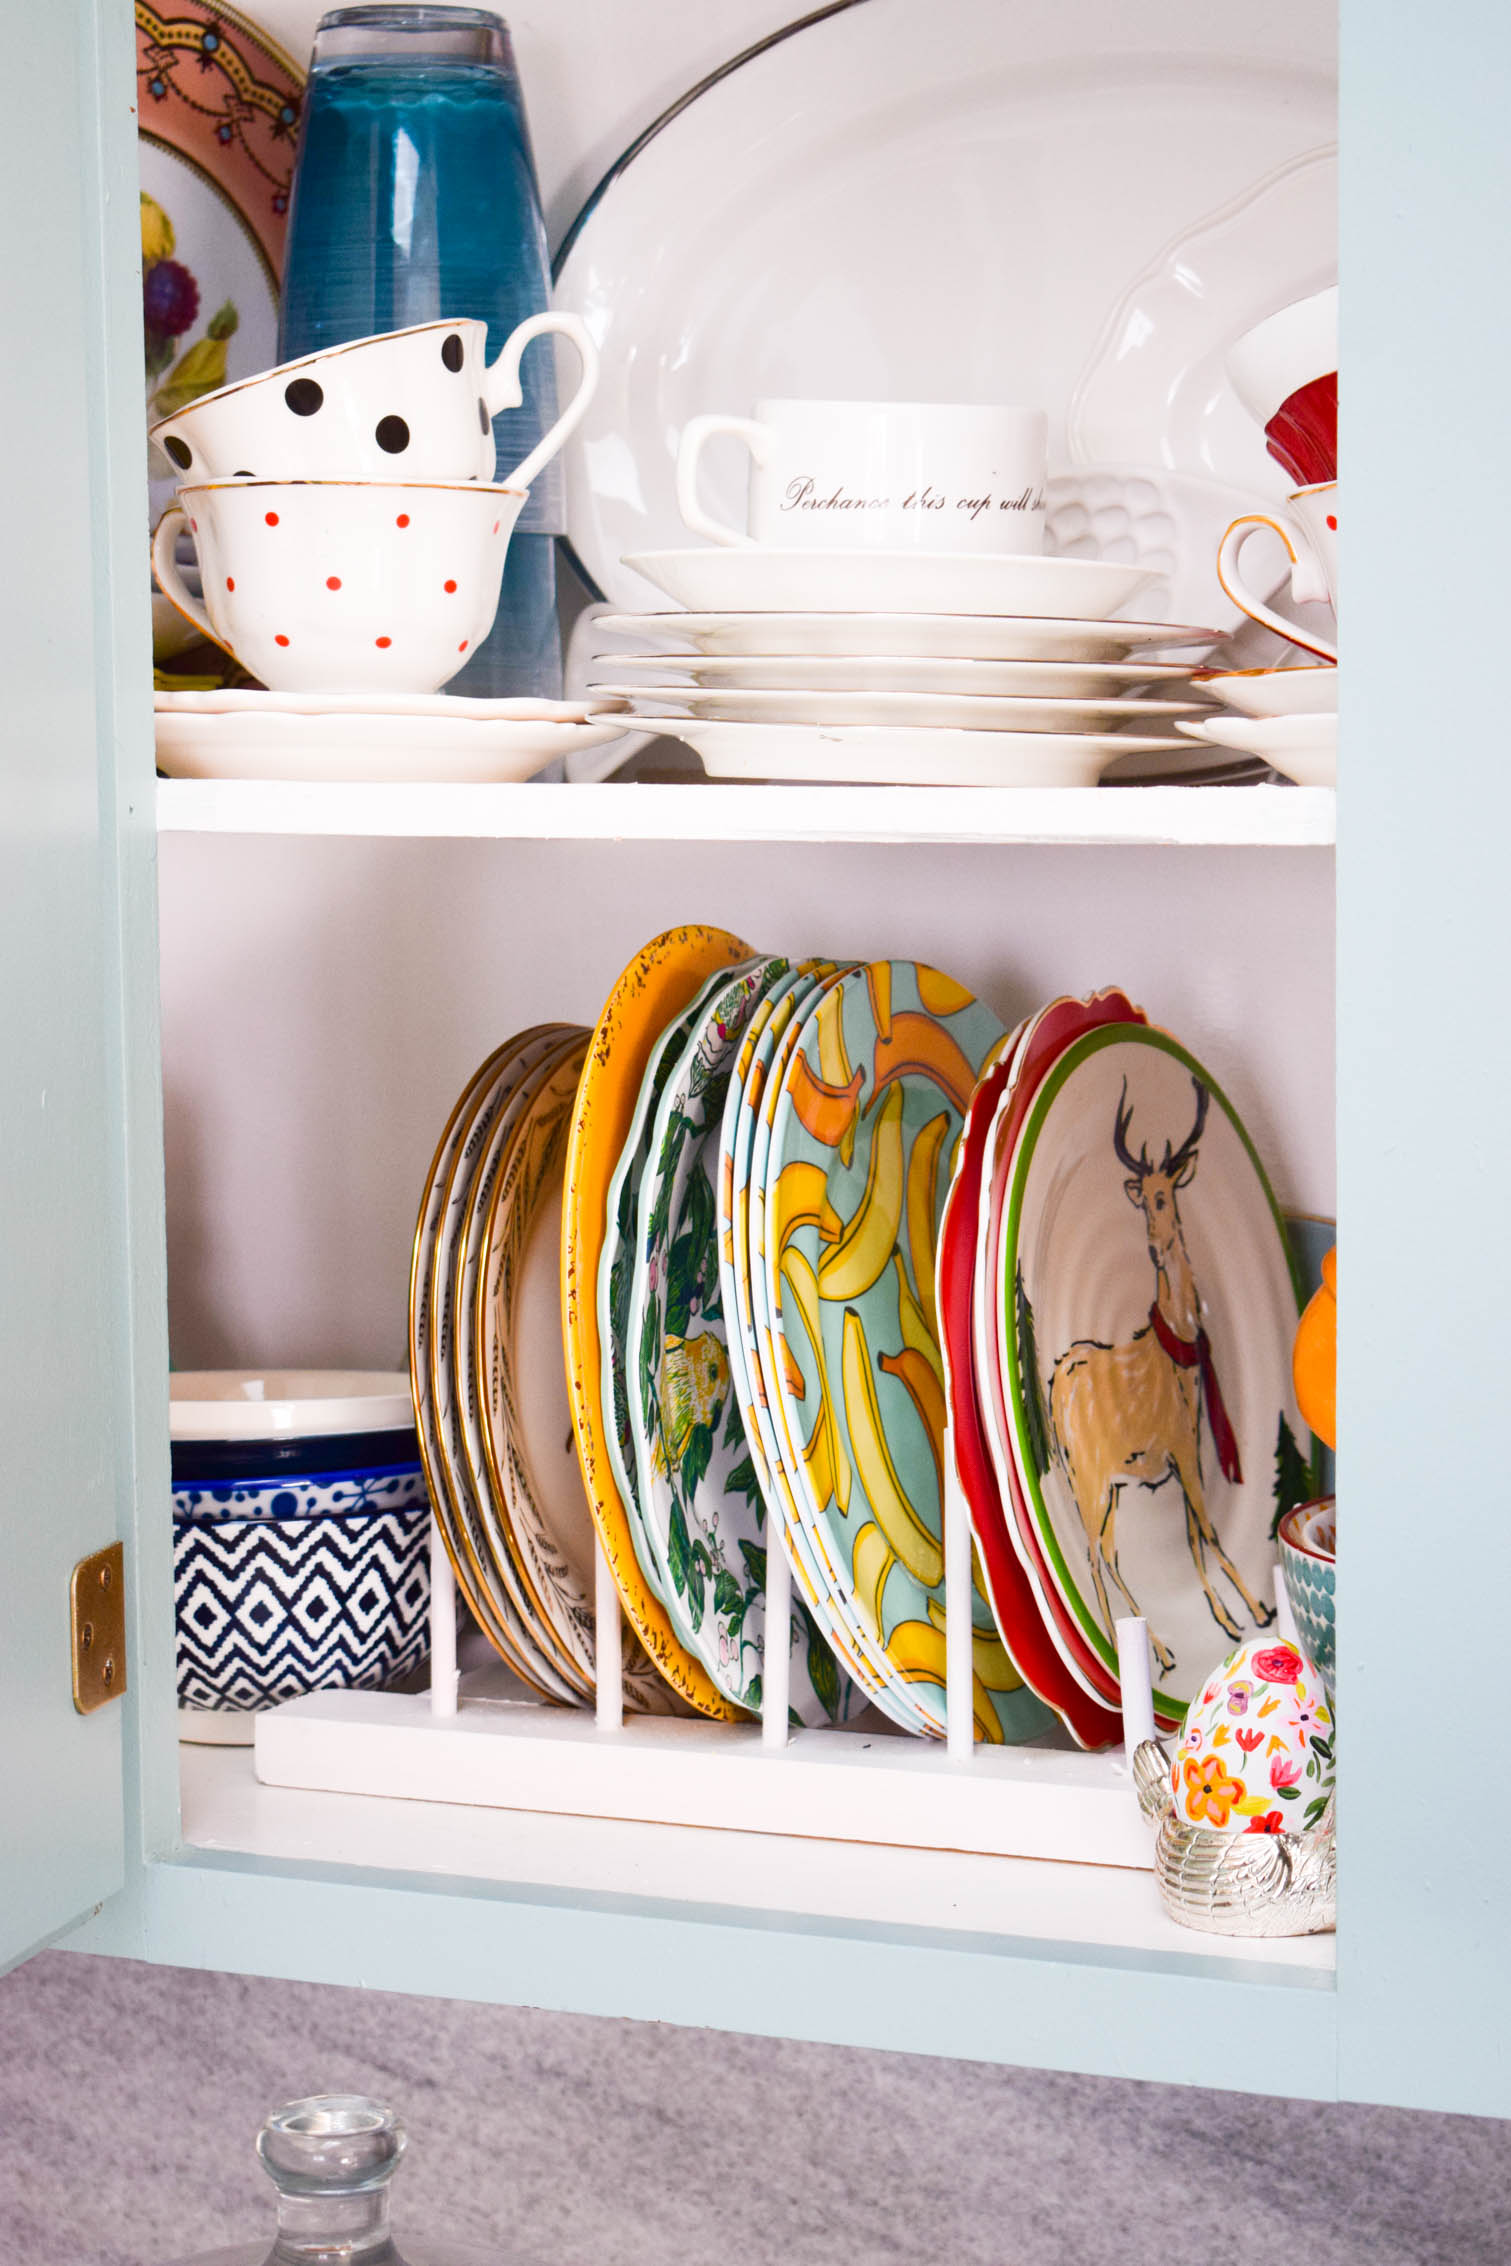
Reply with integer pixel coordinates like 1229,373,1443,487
149,314,597,491
153,479,525,693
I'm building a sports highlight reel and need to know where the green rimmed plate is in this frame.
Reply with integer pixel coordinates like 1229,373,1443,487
1000,1021,1304,1716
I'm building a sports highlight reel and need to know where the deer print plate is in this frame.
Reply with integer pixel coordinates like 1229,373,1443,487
1000,1023,1306,1717
765,961,1053,1745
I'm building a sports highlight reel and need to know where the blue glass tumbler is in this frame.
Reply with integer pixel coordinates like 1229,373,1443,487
279,5,562,695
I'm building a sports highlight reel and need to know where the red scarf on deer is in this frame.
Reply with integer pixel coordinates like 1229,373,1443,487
1147,1302,1244,1483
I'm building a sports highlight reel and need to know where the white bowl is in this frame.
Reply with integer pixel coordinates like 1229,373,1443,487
1226,286,1338,426
170,1370,414,1440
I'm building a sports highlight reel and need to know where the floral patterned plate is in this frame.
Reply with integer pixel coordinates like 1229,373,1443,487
409,1027,579,1695
597,960,761,1607
629,957,861,1724
562,926,754,1718
478,1040,677,1713
137,2,302,679
999,1022,1306,1719
744,971,911,1723
766,963,1052,1745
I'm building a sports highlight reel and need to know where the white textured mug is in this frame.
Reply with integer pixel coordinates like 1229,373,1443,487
676,397,1048,554
152,478,524,694
149,314,597,490
1216,482,1338,663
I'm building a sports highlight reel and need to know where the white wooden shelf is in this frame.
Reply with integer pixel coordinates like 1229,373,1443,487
154,778,1336,847
181,1742,1334,1975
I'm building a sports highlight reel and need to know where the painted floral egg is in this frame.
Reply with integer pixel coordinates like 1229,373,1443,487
1171,1637,1335,1836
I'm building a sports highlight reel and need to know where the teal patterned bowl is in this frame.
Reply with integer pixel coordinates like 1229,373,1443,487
1279,1497,1336,1696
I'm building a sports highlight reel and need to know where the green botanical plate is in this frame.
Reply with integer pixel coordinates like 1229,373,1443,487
597,960,760,1606
746,971,915,1724
1000,1021,1305,1717
767,962,1051,1744
627,955,859,1724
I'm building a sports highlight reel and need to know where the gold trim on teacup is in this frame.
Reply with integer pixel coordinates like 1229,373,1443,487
148,317,490,436
174,477,528,499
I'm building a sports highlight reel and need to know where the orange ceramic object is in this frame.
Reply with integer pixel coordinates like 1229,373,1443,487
1292,1244,1336,1450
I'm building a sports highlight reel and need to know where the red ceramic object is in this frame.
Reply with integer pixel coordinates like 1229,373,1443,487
1266,371,1337,489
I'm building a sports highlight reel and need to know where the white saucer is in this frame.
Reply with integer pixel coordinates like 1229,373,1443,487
155,689,624,723
155,708,630,785
593,610,1219,663
1177,711,1336,787
634,718,1186,787
621,549,1159,621
591,651,1207,699
595,683,1202,734
1196,665,1339,719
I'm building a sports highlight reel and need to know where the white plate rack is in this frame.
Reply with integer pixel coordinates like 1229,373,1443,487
249,1436,1270,1876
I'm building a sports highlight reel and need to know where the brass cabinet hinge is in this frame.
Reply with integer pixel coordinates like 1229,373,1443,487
71,1542,127,1713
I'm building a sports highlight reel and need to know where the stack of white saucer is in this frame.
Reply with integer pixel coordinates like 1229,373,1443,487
581,400,1254,787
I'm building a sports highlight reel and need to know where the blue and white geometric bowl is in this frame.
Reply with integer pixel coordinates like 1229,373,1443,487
174,1462,432,1729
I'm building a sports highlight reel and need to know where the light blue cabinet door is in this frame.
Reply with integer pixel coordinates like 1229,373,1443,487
1339,0,1511,2117
0,0,156,1967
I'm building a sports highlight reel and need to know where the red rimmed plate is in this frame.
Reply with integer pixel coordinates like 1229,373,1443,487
938,1019,1124,1751
974,993,1156,1721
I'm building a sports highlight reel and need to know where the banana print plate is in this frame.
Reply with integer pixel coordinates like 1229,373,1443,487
562,925,754,1718
745,972,916,1724
631,958,861,1724
1001,1022,1306,1718
598,961,759,1612
766,963,1052,1744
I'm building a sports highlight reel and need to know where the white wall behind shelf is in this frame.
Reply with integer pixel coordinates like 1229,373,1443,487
158,833,1333,1369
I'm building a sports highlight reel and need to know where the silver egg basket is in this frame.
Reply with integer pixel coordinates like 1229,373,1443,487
1133,1739,1336,1937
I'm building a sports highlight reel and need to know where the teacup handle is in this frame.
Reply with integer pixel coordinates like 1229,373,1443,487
151,506,229,653
1216,512,1338,664
484,312,600,493
675,414,772,548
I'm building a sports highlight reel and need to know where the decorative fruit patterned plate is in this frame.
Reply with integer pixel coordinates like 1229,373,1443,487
765,961,1051,1744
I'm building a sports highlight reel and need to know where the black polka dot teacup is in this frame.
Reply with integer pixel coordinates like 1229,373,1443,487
152,479,525,694
148,314,597,490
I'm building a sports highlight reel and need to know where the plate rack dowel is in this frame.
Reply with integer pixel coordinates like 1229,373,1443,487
594,1536,624,1730
1272,1563,1300,1651
762,1530,792,1749
944,1443,974,1762
1115,1617,1154,1758
427,1516,459,1720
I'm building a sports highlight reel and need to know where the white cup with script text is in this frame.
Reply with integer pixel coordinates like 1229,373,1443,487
675,398,1048,555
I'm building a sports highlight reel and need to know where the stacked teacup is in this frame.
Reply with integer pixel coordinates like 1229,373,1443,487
150,312,624,779
1178,288,1339,787
587,396,1220,788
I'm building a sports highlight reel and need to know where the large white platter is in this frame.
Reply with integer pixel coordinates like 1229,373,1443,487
631,719,1185,787
554,0,1336,607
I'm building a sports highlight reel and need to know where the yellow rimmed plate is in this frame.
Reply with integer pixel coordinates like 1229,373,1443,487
562,925,754,1716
